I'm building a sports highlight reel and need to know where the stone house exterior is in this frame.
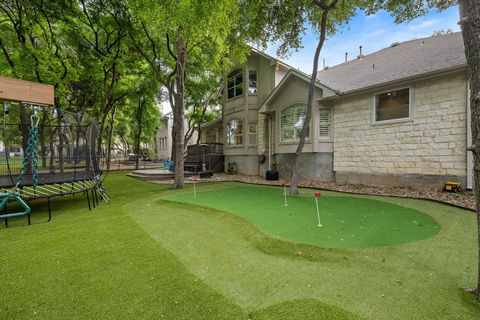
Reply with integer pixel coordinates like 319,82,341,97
221,32,472,189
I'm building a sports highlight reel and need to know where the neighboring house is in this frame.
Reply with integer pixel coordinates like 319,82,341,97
155,111,198,161
222,32,472,189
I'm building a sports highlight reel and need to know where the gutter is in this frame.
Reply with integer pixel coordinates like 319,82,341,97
318,65,467,102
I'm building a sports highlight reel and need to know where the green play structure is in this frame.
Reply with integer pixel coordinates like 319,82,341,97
0,113,39,227
0,193,31,227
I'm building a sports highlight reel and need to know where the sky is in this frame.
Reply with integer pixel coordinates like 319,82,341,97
265,6,461,73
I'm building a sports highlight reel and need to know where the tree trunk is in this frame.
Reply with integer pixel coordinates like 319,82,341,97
135,98,144,170
172,33,186,189
458,0,480,301
106,107,117,170
289,1,336,194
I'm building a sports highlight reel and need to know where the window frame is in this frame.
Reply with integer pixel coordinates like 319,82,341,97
279,104,310,144
318,108,332,141
248,70,257,94
372,86,414,125
226,118,244,147
227,69,244,100
248,123,257,145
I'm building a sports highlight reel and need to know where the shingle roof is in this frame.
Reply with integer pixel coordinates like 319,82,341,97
316,32,466,94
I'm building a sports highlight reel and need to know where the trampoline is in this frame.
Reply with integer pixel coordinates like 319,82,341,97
0,76,109,227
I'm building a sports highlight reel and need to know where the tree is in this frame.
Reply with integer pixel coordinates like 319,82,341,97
458,0,480,302
289,0,340,194
239,0,362,194
184,74,222,145
129,0,240,189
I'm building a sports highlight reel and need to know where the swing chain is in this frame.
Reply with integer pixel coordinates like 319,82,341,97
15,115,40,190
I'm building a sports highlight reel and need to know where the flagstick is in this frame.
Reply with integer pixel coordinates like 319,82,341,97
283,184,288,207
193,178,196,199
315,196,322,227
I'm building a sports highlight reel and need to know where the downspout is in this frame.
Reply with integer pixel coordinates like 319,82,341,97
467,80,473,189
265,113,272,170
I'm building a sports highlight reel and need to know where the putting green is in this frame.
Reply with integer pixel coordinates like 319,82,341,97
166,185,440,248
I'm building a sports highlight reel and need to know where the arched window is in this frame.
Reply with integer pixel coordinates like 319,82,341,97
226,119,243,146
280,104,309,142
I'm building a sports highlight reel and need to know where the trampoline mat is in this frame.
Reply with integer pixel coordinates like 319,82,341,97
0,171,97,188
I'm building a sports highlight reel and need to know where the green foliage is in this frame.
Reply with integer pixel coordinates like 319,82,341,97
365,0,456,23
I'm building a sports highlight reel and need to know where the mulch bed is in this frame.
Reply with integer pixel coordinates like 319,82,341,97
152,173,477,212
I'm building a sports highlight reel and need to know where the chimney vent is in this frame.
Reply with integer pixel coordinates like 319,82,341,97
345,52,348,63
359,46,363,60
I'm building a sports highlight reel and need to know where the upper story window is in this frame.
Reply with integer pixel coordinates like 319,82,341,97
280,104,309,143
374,88,410,123
227,69,243,99
226,119,243,146
319,109,332,140
248,70,257,94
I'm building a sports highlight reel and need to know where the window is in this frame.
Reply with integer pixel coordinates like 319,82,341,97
227,69,244,99
248,70,257,94
374,88,410,122
248,123,257,145
280,104,309,143
319,109,331,140
226,119,243,146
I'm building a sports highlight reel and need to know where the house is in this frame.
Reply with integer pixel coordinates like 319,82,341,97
155,111,198,161
200,117,223,144
222,32,472,189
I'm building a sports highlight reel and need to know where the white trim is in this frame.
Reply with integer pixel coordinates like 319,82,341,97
259,69,339,113
371,86,414,125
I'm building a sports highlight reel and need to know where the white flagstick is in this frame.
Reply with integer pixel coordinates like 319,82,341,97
281,182,288,207
193,178,197,199
315,193,322,227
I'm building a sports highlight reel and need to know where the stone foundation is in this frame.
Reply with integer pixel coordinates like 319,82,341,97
275,152,334,182
225,155,260,175
335,171,467,189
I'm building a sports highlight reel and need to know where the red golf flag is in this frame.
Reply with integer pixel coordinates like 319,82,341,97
315,192,321,197
281,182,286,187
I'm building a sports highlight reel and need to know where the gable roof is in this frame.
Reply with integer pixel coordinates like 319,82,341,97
259,69,338,113
316,32,466,95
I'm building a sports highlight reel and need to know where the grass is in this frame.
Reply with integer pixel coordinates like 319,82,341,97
0,173,479,319
165,185,440,247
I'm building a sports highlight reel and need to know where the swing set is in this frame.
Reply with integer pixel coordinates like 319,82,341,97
0,76,109,227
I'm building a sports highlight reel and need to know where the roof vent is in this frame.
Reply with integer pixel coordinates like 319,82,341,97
390,42,401,47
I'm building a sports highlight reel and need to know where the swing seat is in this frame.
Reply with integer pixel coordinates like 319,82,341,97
0,192,31,225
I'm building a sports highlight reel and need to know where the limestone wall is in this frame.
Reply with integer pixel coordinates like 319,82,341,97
333,72,468,184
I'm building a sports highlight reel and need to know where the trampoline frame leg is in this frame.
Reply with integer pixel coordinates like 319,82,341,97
47,197,52,222
91,189,96,209
3,203,6,228
86,191,91,211
94,188,99,205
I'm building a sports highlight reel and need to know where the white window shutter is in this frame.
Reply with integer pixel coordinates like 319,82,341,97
319,109,331,139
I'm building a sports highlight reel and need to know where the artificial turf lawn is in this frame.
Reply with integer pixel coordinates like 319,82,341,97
165,185,440,247
1,173,479,319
